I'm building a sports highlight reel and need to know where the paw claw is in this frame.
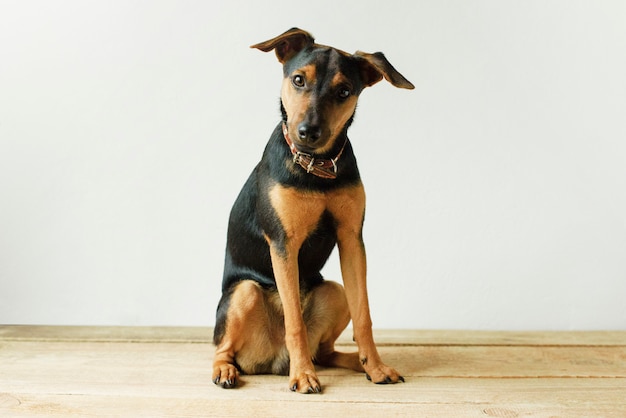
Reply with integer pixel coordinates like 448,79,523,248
290,370,322,394
364,364,404,385
212,363,239,389
375,376,390,384
220,377,237,389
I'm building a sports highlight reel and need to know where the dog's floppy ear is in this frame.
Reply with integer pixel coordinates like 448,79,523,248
251,28,315,63
354,51,414,89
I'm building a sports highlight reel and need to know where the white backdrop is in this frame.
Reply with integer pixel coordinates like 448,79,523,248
1,1,625,330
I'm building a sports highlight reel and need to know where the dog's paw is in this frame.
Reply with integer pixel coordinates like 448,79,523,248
364,364,405,385
212,363,239,389
289,370,322,394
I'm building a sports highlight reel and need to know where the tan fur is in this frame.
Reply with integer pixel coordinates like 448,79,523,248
281,65,316,146
327,96,358,152
214,277,361,379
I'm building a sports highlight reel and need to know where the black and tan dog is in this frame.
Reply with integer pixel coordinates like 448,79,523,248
212,28,414,393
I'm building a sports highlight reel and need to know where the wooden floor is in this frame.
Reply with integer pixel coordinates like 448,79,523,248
1,326,625,417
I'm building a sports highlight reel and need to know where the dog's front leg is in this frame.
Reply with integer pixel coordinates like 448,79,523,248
333,186,404,385
269,244,321,393
267,184,326,393
338,234,404,384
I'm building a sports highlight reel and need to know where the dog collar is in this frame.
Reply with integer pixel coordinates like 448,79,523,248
282,123,347,180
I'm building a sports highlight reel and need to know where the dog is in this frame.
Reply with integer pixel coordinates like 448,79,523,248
212,27,414,393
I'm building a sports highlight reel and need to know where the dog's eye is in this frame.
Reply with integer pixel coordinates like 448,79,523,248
337,87,351,100
292,75,305,88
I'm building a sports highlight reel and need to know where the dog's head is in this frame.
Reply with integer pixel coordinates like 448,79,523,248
251,28,414,156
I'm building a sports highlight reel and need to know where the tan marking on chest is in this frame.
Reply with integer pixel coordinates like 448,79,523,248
268,183,366,247
268,184,326,246
326,184,366,233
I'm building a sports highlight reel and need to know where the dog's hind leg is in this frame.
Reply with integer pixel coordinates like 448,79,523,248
213,280,285,388
305,281,364,372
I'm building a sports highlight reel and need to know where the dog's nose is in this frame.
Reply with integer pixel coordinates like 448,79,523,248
297,123,322,143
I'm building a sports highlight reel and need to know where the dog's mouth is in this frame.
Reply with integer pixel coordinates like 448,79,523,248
295,137,336,157
289,138,321,154
282,123,338,156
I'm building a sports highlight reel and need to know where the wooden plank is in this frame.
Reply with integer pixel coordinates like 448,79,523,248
1,341,624,391
0,325,212,343
2,379,625,417
2,326,625,346
1,327,625,417
347,329,626,347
